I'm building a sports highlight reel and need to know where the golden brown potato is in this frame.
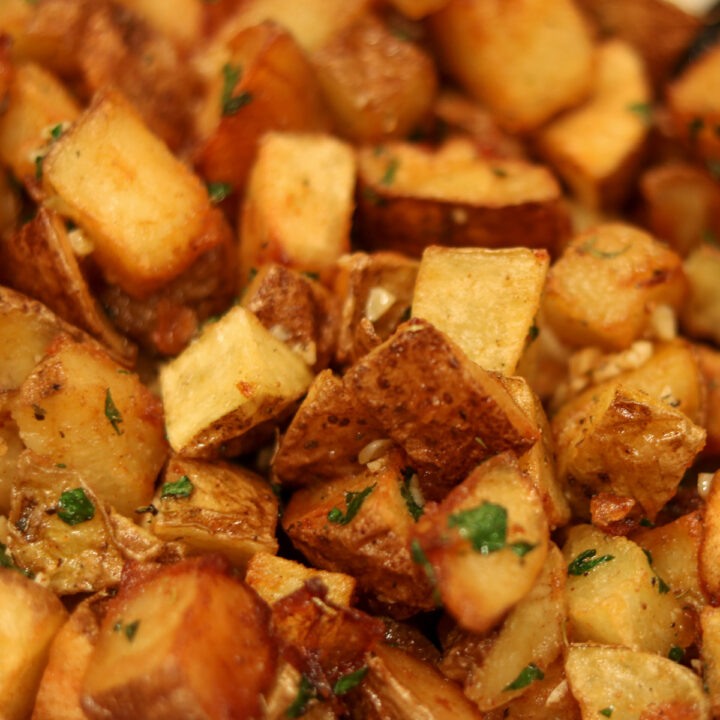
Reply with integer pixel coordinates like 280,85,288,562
682,242,720,346
412,246,549,374
565,644,709,720
429,0,594,132
81,557,276,720
537,40,651,211
543,224,687,351
702,605,720,719
311,14,437,143
563,525,692,655
697,343,720,456
0,566,67,720
239,132,355,280
148,456,278,569
356,139,570,257
160,305,313,458
413,453,549,634
699,470,720,605
11,335,167,516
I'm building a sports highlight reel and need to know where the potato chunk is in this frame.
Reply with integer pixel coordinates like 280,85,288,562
543,224,687,351
160,305,313,458
81,557,276,720
412,246,549,374
0,566,67,720
356,139,569,257
239,132,355,278
43,88,225,298
149,456,278,569
430,0,594,132
12,336,166,516
563,525,692,655
682,242,720,345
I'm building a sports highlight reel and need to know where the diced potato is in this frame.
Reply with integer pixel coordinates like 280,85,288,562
149,456,278,569
565,644,709,720
697,344,720,455
11,336,167,516
563,525,692,655
413,453,549,634
699,470,720,604
283,462,435,616
543,224,687,351
412,246,549,374
356,139,569,257
311,15,437,143
538,40,651,211
160,305,313,458
239,132,355,279
246,551,356,607
554,384,706,519
702,606,720,719
43,88,226,298
348,319,538,499
0,566,67,720
429,0,594,132
81,557,277,720
682,242,720,345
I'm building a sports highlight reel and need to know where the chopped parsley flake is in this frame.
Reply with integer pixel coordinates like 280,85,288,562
50,123,64,141
57,488,95,526
567,549,614,576
104,389,124,436
381,158,399,185
206,181,233,203
285,675,316,718
627,102,653,124
638,517,654,528
668,646,684,663
221,63,252,116
34,155,43,180
599,707,614,717
161,475,194,499
114,619,140,641
503,663,544,691
328,484,376,525
400,467,424,521
411,539,442,607
333,666,368,695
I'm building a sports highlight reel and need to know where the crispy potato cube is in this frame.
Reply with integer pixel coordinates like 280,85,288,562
81,557,276,720
412,246,549,374
43,88,224,298
11,336,167,516
413,453,549,634
538,40,651,211
239,132,355,278
429,0,594,132
633,511,706,612
356,139,569,257
149,456,278,569
697,344,720,456
699,470,720,604
543,224,687,351
702,606,720,719
246,551,355,607
348,320,538,499
565,644,709,720
554,384,706,520
563,525,692,655
283,462,435,616
682,242,720,345
195,22,332,193
311,15,437,143
0,567,67,720
160,305,313,458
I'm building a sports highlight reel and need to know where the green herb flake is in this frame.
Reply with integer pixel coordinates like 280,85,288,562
448,502,507,554
206,181,233,204
510,541,537,558
57,488,95,526
411,539,442,607
526,324,540,344
286,675,316,718
333,666,368,695
381,158,399,186
638,517,654,528
668,646,684,663
474,436,487,450
56,463,67,469
579,236,631,259
50,123,64,141
657,576,670,594
400,467,424,521
503,663,544,691
567,549,615,576
400,306,411,322
328,484,376,525
104,388,124,436
643,549,653,566
599,707,614,717
627,102,653,124
491,166,508,178
34,155,43,180
117,369,133,374
161,475,194,499
113,619,141,642
0,540,31,577
361,186,388,207
302,271,320,281
221,63,253,116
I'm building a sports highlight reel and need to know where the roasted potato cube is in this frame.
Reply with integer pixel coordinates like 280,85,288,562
554,384,706,520
239,132,355,279
412,246,549,374
429,0,594,132
149,456,278,569
348,319,538,499
538,40,651,211
283,462,435,616
81,557,276,720
702,606,720,719
563,525,692,655
356,139,569,257
543,224,687,351
413,453,549,634
43,88,225,298
565,644,709,720
0,565,67,720
11,336,166,516
682,242,720,345
246,551,356,607
697,344,720,456
160,305,313,458
311,15,437,143
699,470,720,604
